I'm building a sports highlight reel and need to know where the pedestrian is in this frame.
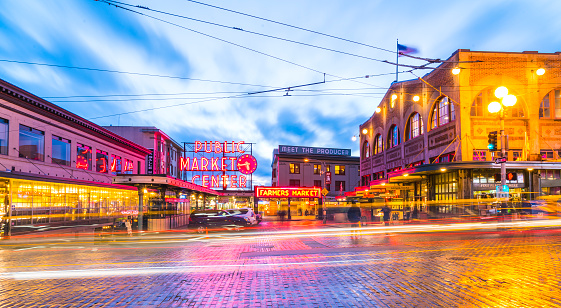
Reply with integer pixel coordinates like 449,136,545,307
304,209,309,216
278,210,286,223
347,204,361,237
412,206,419,220
381,204,391,226
124,218,132,236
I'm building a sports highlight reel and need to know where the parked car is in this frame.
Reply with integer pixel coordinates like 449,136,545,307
189,210,250,233
225,208,258,225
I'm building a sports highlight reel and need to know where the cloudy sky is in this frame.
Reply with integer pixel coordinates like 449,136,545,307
1,0,561,186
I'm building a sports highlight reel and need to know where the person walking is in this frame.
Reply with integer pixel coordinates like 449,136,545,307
347,204,361,237
381,204,391,226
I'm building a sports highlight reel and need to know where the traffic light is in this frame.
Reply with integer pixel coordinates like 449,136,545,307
487,131,498,151
506,172,517,181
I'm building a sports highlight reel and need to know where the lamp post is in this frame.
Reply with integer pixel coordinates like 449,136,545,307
488,86,517,195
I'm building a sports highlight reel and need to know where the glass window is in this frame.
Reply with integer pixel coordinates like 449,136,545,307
111,154,122,175
314,180,322,187
289,163,300,174
388,125,400,148
96,149,109,173
362,141,370,158
123,159,134,174
289,179,300,187
51,135,71,166
326,165,331,172
540,89,561,119
76,144,92,170
374,134,383,154
407,113,424,140
335,165,345,175
19,124,44,161
473,150,486,161
335,181,346,192
313,164,321,174
0,118,8,155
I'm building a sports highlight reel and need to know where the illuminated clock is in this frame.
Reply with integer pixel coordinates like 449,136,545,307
237,154,257,174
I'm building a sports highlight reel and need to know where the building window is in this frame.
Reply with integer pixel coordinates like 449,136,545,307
289,163,300,174
335,165,345,175
387,125,400,148
272,168,276,178
51,135,71,166
19,124,44,161
406,112,424,141
314,180,322,187
76,144,92,170
325,183,330,191
362,141,370,158
326,165,331,172
434,172,457,201
374,134,383,154
111,155,122,175
540,89,561,118
473,150,486,161
541,150,560,160
0,118,8,155
512,150,522,161
335,181,346,192
289,179,300,187
541,170,561,180
472,88,524,118
431,96,455,129
96,149,109,173
123,159,133,174
313,164,321,174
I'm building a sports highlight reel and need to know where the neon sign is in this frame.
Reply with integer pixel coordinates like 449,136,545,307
237,154,257,175
255,187,321,198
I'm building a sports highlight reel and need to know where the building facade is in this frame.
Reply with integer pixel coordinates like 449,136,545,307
359,50,561,208
0,78,151,234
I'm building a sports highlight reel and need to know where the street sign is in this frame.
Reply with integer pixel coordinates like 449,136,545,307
325,172,331,185
494,157,507,164
322,188,329,196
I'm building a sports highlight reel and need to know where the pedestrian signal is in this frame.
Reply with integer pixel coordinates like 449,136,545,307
506,172,517,181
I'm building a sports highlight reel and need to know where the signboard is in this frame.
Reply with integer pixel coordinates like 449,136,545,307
494,157,507,164
322,188,329,196
147,150,154,174
279,145,351,156
370,184,413,190
325,172,332,185
255,187,321,198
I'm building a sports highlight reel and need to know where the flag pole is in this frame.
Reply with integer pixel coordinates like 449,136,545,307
396,39,399,82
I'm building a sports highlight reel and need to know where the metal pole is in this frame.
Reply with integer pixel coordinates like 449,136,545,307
322,162,327,224
7,179,12,237
500,108,506,191
138,184,144,232
287,198,291,220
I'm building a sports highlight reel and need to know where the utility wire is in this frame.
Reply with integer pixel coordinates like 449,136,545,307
104,0,389,64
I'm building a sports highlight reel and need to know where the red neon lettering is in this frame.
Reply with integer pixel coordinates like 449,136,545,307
231,141,236,153
239,175,247,188
191,157,199,171
99,157,107,173
180,157,189,171
214,141,222,153
191,175,200,183
202,175,209,187
230,175,238,188
229,157,237,171
237,141,245,153
194,141,203,153
211,175,219,187
211,158,219,171
76,162,88,170
222,175,229,188
204,141,212,153
224,141,231,153
111,158,117,172
201,157,209,171
221,157,227,171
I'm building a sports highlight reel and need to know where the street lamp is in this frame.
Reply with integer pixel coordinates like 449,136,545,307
487,86,517,195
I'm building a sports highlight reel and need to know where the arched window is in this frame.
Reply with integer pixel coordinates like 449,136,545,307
471,88,525,118
387,125,400,148
362,140,370,158
430,96,456,129
373,134,383,154
406,112,424,141
540,89,561,119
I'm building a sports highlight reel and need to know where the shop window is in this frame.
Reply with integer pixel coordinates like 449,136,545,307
541,150,560,160
96,150,109,173
541,170,561,180
314,180,322,187
374,134,383,154
335,165,345,175
431,96,455,129
335,181,346,192
471,88,524,118
406,112,424,141
433,172,457,201
313,164,321,174
0,118,7,155
289,179,300,187
473,150,486,161
362,141,370,158
539,89,561,119
51,135,71,166
387,125,400,148
19,124,44,161
111,154,122,175
512,150,522,161
76,144,92,170
289,163,300,174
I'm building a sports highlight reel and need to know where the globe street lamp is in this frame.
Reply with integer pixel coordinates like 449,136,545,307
487,86,517,194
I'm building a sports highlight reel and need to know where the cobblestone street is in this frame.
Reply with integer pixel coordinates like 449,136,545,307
1,221,561,307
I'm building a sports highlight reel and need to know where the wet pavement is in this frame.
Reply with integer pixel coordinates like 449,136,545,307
0,220,561,307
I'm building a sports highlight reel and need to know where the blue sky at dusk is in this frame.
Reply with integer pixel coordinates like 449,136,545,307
1,0,561,185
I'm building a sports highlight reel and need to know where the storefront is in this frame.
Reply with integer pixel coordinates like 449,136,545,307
255,186,321,219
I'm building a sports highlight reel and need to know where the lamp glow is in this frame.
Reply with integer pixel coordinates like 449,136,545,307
351,135,357,142
391,94,397,101
502,94,517,107
375,107,381,113
452,67,461,75
488,101,502,113
440,168,447,172
536,68,545,76
404,173,409,177
495,86,508,99
413,95,420,102
362,128,368,135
